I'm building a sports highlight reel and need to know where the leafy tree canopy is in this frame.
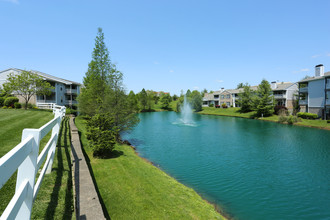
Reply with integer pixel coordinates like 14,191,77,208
3,70,53,109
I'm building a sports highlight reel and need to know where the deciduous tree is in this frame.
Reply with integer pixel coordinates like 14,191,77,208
3,70,53,109
160,93,172,109
237,83,253,113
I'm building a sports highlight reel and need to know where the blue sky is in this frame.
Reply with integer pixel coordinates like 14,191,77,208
1,0,329,95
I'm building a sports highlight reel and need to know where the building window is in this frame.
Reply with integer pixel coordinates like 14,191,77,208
226,95,230,99
221,95,224,99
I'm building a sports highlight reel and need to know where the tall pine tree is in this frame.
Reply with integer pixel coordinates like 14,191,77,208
254,79,274,117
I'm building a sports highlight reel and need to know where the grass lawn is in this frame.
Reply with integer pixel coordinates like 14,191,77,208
199,107,256,118
75,116,226,220
0,109,74,219
199,107,330,130
152,100,179,112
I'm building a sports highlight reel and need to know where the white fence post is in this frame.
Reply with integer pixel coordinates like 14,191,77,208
0,105,66,220
46,110,62,174
15,129,40,219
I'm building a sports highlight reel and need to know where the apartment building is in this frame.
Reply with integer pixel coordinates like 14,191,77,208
203,83,297,110
202,89,223,107
0,68,81,108
298,64,330,119
271,82,298,110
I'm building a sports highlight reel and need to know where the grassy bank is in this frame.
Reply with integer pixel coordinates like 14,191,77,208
0,109,74,219
199,107,330,130
75,116,226,220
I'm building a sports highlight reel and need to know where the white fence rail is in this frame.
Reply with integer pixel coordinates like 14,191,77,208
36,102,57,110
0,106,66,220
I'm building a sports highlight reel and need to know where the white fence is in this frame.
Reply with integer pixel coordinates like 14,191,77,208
0,106,66,220
36,102,57,110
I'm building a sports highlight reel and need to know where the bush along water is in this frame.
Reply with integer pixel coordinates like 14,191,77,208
297,112,318,120
278,110,300,125
86,113,118,158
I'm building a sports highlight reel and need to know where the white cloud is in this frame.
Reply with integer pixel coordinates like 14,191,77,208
2,0,19,4
169,70,174,73
193,86,199,90
311,54,321,58
292,68,310,74
216,80,224,83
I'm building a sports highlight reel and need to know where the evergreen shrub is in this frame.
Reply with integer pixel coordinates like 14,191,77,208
4,97,19,107
297,112,318,120
86,113,118,158
14,102,22,109
0,97,4,107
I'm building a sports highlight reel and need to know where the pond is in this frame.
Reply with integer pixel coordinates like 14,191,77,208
122,112,330,220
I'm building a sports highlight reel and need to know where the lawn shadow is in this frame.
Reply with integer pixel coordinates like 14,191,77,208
45,117,73,219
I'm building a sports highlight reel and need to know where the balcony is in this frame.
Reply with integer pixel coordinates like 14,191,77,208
326,99,330,105
274,94,285,99
65,100,78,105
65,89,78,94
299,87,308,93
299,100,308,105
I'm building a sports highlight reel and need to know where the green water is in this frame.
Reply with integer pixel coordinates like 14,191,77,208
122,112,330,220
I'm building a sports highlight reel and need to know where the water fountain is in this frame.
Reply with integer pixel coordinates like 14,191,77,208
180,95,194,126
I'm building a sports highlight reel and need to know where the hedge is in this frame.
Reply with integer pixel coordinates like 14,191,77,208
4,97,19,107
0,97,4,107
297,112,318,120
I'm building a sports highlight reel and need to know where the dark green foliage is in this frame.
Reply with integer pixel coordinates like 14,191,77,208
78,28,139,150
327,120,330,123
14,102,21,109
86,113,117,157
4,97,19,107
172,94,178,101
236,82,244,89
138,88,148,111
78,28,112,116
222,103,228,108
297,112,318,119
209,103,214,107
0,97,4,106
160,93,172,109
127,90,139,112
190,90,202,112
254,80,274,117
237,83,253,113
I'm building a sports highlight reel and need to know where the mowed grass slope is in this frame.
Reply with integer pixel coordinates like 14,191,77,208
0,109,73,219
200,107,330,130
75,116,225,220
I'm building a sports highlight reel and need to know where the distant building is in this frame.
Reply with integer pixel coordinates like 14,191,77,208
298,64,330,119
203,82,298,110
0,68,81,108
